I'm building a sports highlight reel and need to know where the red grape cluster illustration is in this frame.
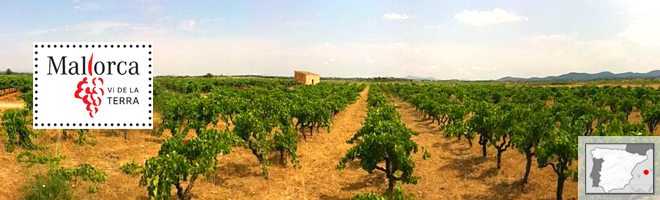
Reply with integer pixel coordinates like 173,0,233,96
74,53,105,118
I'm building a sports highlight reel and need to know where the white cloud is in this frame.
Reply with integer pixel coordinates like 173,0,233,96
5,35,659,79
26,29,56,35
528,33,577,47
72,0,100,11
471,65,497,71
382,13,411,20
148,5,160,13
200,18,224,23
618,0,660,15
617,0,660,46
180,20,197,31
284,20,310,26
24,21,168,38
618,18,660,46
62,21,128,35
177,18,223,31
454,8,527,27
423,25,441,30
156,16,172,22
4,24,660,80
529,33,573,42
130,26,171,37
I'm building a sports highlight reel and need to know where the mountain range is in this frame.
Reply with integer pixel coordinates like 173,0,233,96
498,70,660,82
403,75,437,80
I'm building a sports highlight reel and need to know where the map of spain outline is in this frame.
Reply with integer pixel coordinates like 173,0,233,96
586,143,654,194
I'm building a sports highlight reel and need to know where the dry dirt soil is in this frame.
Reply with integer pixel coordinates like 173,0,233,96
0,87,580,199
0,92,24,111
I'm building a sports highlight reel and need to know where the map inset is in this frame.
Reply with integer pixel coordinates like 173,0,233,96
585,143,654,194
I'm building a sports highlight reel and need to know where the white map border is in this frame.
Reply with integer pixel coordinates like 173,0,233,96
579,136,657,199
585,144,653,194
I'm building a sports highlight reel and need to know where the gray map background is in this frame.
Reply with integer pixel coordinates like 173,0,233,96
579,136,658,200
585,144,653,194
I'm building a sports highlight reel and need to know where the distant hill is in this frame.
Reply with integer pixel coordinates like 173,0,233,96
403,75,436,81
498,70,660,82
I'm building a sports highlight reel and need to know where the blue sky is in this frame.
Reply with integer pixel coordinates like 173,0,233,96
1,0,659,80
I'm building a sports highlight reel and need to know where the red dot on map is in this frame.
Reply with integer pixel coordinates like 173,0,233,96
644,170,649,175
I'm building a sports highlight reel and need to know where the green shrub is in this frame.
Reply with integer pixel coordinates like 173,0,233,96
140,128,232,200
17,152,64,167
48,164,107,194
351,187,407,200
50,164,107,184
76,129,89,145
19,92,33,111
87,185,97,194
22,172,73,200
3,109,37,152
120,159,143,176
351,192,386,200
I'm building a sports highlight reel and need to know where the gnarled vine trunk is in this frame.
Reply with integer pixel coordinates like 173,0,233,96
523,150,533,184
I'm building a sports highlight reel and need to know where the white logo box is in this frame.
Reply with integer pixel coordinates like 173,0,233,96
33,42,153,129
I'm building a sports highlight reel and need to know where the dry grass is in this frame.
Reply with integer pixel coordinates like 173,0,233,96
0,129,166,199
0,92,24,111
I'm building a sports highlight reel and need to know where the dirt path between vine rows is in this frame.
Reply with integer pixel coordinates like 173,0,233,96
390,98,578,200
196,86,380,200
